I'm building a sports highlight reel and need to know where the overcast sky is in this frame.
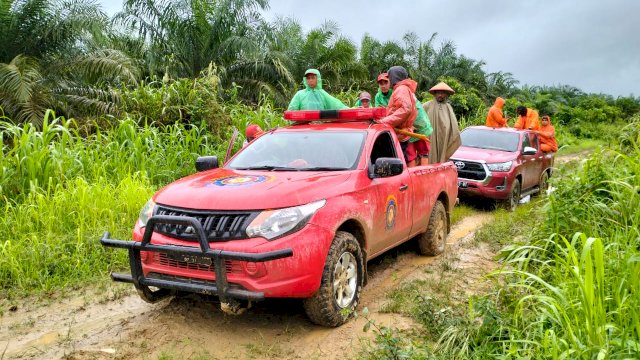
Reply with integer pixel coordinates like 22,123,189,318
99,0,639,97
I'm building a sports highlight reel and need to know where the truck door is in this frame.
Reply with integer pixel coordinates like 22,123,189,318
529,133,545,189
520,132,538,190
367,132,412,255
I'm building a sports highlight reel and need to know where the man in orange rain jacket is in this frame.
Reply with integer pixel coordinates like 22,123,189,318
377,66,418,162
514,106,540,131
538,115,558,152
486,97,509,128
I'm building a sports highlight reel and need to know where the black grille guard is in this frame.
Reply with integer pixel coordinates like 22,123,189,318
101,215,294,302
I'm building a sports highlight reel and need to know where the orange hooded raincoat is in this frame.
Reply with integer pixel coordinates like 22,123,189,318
539,116,558,152
486,97,508,128
514,108,540,131
379,79,418,142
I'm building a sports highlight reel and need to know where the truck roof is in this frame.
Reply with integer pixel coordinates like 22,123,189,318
464,125,533,135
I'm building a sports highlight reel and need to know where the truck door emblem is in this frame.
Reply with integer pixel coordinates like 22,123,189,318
454,161,465,170
385,195,397,230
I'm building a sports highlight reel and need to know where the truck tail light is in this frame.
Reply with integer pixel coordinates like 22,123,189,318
284,108,386,122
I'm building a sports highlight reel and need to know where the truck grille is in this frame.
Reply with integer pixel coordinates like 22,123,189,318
153,205,258,242
154,253,243,274
452,160,487,181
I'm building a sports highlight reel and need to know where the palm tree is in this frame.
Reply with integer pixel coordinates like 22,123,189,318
114,0,297,104
294,21,367,92
360,34,407,81
0,0,139,125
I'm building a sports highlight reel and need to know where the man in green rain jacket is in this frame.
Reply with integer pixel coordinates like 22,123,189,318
288,69,349,110
374,73,392,107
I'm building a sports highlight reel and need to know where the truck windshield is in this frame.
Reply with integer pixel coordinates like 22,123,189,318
228,131,366,171
461,129,520,152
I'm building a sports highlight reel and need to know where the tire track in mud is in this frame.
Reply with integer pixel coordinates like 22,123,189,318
1,212,494,360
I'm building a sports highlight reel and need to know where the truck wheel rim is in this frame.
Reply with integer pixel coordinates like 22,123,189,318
333,252,357,308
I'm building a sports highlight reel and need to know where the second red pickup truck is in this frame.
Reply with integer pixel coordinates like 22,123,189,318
450,126,555,210
101,108,458,327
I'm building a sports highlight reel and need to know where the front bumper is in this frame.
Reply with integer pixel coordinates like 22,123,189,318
101,215,294,302
457,174,511,200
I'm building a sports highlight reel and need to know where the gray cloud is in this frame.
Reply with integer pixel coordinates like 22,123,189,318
98,0,639,96
266,0,640,96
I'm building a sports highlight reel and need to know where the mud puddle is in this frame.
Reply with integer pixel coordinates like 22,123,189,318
1,213,495,360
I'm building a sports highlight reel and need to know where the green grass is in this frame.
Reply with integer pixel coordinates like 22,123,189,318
0,175,153,300
450,204,478,226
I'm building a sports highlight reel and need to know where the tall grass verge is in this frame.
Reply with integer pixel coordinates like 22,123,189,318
0,175,153,297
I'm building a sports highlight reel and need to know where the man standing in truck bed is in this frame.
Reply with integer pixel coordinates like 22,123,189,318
288,69,348,110
514,106,540,131
377,66,417,162
424,82,461,164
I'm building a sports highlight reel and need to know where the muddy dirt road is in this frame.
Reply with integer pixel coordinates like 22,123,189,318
2,151,587,360
1,212,495,360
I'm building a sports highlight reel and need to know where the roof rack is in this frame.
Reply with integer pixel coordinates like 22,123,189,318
284,108,386,122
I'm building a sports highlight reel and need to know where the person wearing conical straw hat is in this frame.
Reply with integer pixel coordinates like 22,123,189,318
423,81,461,164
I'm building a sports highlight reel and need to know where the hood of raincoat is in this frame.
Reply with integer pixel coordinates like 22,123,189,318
388,66,409,87
303,68,322,90
394,78,417,93
494,97,505,109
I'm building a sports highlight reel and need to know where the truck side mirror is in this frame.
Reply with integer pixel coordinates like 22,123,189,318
522,147,537,156
373,158,404,178
195,156,219,171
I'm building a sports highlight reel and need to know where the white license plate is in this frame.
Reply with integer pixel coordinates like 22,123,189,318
458,181,468,188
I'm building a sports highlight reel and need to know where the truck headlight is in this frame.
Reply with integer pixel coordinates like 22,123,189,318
486,161,513,172
246,200,326,240
138,199,156,228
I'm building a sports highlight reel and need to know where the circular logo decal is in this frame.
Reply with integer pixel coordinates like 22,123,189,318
385,195,397,230
208,175,272,187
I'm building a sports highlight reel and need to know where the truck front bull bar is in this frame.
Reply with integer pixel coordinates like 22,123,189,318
101,215,293,302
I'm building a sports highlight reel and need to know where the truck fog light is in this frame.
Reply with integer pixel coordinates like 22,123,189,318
244,262,266,277
496,178,507,191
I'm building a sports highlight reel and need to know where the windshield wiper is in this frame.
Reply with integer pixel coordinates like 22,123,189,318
303,166,348,171
233,165,300,171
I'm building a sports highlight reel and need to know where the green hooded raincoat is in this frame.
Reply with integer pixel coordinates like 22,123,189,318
287,69,349,110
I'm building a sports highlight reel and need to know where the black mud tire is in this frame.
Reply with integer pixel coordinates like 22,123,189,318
303,231,364,327
417,200,448,256
502,178,521,211
534,171,549,197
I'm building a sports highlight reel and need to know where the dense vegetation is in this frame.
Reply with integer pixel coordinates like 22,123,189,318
360,116,640,358
1,0,639,358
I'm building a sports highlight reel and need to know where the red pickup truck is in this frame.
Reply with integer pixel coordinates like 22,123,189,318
450,126,555,210
101,109,458,327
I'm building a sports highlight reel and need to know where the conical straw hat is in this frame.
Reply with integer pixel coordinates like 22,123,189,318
428,82,455,94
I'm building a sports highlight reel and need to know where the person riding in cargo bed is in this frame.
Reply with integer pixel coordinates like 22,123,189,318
287,69,349,111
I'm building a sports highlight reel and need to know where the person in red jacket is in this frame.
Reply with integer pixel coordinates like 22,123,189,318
486,97,509,128
377,66,418,162
538,115,558,152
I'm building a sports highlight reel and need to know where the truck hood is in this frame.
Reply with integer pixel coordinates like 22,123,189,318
451,146,517,163
153,168,354,210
